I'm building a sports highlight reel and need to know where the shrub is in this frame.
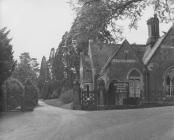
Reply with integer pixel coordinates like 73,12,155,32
2,78,24,110
23,79,39,110
59,89,73,104
50,88,62,99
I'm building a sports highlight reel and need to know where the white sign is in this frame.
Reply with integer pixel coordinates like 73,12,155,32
112,59,136,63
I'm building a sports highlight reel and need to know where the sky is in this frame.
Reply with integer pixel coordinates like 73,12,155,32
1,0,173,63
1,0,74,62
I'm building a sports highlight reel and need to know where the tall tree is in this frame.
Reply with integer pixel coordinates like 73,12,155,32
12,52,39,85
65,0,174,78
30,58,40,76
0,27,15,112
53,32,78,90
52,47,64,82
69,0,174,46
38,56,50,98
38,56,50,88
52,0,174,92
48,48,55,80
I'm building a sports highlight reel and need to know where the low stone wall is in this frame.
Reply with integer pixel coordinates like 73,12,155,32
75,102,174,110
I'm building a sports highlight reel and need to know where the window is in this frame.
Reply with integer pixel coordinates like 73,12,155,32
128,69,142,98
165,76,174,96
164,67,174,96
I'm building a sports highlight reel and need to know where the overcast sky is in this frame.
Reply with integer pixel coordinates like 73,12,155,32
1,0,172,63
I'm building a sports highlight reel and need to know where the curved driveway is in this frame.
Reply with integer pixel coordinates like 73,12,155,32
1,101,174,140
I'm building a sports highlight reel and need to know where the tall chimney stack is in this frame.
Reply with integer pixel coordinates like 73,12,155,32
146,14,159,45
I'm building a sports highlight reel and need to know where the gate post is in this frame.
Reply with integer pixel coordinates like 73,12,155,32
73,80,81,110
98,80,105,109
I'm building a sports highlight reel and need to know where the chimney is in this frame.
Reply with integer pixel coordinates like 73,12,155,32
146,14,159,45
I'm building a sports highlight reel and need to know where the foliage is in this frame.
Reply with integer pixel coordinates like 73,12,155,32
12,52,39,85
38,56,50,88
50,0,174,97
0,27,15,111
53,32,78,90
59,89,73,104
48,48,55,71
69,0,174,45
49,32,76,97
0,28,15,85
2,78,24,110
51,88,61,98
23,79,39,110
52,46,64,81
39,47,62,99
60,0,174,88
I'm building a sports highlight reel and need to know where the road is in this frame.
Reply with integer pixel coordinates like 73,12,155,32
1,101,174,140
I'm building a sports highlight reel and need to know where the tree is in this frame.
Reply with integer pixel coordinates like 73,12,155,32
47,48,55,79
23,79,39,111
68,0,174,46
53,32,78,90
38,56,50,98
12,52,39,85
52,0,174,93
0,27,15,112
2,78,24,111
51,44,65,95
63,0,174,81
52,47,64,81
30,58,40,76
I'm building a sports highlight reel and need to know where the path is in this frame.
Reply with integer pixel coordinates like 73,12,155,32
1,101,174,140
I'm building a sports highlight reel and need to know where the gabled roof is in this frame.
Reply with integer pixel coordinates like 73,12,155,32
143,25,174,65
99,40,144,75
89,42,121,73
131,44,146,59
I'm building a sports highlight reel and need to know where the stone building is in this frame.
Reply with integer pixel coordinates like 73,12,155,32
78,15,174,109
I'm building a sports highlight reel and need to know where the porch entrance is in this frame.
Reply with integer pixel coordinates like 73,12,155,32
108,81,129,105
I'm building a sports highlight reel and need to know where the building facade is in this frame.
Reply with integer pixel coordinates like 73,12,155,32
77,15,174,109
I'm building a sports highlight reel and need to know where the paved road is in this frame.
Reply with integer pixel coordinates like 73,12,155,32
1,101,174,140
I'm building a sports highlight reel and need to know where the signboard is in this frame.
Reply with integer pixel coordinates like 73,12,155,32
113,82,129,93
112,59,136,63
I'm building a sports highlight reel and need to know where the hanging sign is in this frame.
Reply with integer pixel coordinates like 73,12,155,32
113,82,129,93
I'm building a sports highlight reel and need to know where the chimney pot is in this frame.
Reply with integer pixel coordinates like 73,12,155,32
146,14,160,46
